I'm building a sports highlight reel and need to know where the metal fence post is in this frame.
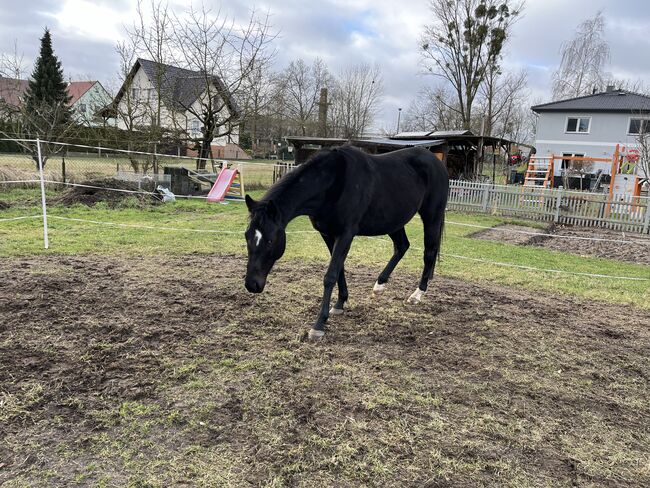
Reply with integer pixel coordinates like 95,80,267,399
554,186,563,223
36,138,49,249
481,184,490,213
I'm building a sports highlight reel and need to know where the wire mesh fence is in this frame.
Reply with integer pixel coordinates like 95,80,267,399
0,139,281,192
2,138,649,236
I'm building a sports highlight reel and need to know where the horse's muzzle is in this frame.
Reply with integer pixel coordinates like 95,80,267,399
245,276,265,293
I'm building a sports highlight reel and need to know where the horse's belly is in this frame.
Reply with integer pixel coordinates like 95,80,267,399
358,205,419,236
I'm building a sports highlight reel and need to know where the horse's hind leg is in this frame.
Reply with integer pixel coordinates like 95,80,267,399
407,210,444,304
373,228,410,296
321,233,349,315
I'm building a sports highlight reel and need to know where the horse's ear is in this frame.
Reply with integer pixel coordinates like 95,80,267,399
245,194,257,212
266,199,279,220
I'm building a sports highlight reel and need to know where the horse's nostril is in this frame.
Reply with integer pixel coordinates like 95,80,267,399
245,279,263,293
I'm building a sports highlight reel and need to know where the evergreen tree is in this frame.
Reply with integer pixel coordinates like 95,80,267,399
23,29,73,167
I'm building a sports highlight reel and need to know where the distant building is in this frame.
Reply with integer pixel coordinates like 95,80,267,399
532,86,650,176
67,81,114,126
0,76,28,120
107,58,243,153
0,76,113,126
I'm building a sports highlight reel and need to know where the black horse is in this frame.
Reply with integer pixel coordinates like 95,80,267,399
244,145,449,340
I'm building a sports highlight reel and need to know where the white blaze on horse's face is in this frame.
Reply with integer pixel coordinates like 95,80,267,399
254,229,263,247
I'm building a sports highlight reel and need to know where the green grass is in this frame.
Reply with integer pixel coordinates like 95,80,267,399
1,187,648,308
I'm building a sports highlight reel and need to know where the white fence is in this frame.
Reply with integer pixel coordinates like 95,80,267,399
448,180,650,234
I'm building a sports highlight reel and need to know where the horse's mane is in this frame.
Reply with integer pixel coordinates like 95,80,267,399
261,147,340,203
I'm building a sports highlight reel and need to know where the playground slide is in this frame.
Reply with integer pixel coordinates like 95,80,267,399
207,168,238,202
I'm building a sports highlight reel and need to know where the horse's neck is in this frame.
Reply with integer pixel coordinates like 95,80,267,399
273,164,332,225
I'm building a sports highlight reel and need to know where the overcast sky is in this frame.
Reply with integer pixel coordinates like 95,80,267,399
1,0,650,131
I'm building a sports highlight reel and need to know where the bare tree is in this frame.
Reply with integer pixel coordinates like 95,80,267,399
636,134,650,185
329,63,383,138
479,69,529,137
420,0,522,129
552,11,610,100
126,0,175,135
239,64,279,154
281,58,330,136
0,42,27,126
171,4,276,166
111,38,160,172
402,85,465,132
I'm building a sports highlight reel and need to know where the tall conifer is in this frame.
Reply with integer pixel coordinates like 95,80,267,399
24,29,72,135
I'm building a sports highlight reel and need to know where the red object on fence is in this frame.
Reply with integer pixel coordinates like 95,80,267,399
207,168,238,202
627,148,640,162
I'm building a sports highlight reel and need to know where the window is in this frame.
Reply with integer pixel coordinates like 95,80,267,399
78,103,87,113
190,119,201,136
566,117,590,133
131,88,140,100
628,118,650,135
561,152,584,170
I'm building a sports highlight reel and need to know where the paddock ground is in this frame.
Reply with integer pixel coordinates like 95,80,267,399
473,223,650,266
1,253,649,487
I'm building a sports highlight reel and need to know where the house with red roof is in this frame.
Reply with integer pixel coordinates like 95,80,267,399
0,77,113,126
66,80,114,126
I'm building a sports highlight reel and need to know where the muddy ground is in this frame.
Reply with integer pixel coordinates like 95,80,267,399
53,179,162,208
473,223,650,266
1,254,649,487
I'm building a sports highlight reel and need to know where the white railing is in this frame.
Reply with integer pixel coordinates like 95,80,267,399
448,180,650,234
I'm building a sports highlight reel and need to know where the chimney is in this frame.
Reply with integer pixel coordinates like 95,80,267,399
606,85,615,93
317,88,328,137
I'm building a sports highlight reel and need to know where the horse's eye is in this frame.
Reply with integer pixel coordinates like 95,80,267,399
267,240,273,245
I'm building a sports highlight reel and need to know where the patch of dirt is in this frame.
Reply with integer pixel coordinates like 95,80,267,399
1,254,649,486
53,178,163,208
473,223,650,265
0,200,10,210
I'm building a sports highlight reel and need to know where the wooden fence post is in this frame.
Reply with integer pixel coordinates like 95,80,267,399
481,184,490,213
61,157,66,183
554,186,563,223
643,199,650,234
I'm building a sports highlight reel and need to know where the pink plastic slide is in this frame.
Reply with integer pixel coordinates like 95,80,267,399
207,168,238,202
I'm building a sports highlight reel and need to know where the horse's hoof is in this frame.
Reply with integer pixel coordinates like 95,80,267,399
406,288,425,305
372,281,385,297
329,306,345,316
308,329,325,341
330,301,348,315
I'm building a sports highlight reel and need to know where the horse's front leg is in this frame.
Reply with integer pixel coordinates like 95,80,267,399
308,232,355,341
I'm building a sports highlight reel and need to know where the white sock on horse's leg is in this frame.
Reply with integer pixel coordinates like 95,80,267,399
372,281,386,295
329,302,346,315
308,329,325,341
407,288,426,304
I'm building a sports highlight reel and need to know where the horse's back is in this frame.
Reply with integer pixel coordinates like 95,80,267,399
337,146,447,235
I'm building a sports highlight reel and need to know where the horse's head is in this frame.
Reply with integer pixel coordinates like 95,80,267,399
244,194,286,293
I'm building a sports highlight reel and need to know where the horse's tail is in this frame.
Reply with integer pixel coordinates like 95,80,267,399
436,218,445,265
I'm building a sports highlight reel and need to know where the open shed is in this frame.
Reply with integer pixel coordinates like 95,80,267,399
286,131,526,180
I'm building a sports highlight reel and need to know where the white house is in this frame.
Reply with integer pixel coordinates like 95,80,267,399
0,77,113,126
109,58,242,151
531,86,650,177
67,81,114,126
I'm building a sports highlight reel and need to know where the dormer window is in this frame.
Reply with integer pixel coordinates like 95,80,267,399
566,117,590,133
628,118,650,135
